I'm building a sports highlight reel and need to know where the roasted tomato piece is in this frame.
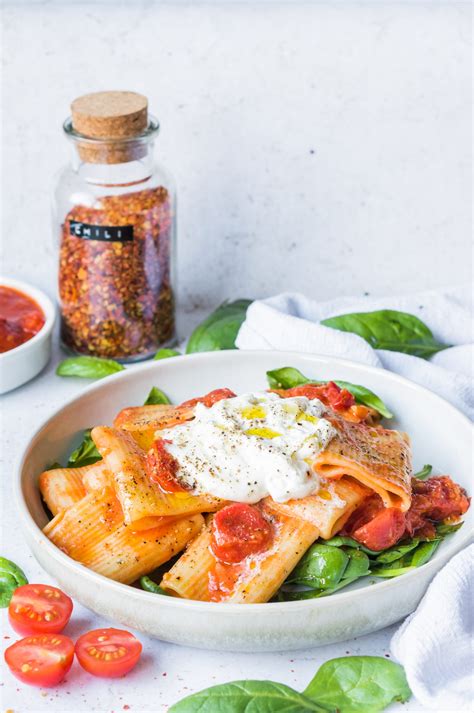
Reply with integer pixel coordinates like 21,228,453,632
323,381,356,411
275,382,355,412
75,628,142,678
180,388,237,409
8,584,73,636
406,476,470,536
341,494,385,535
352,507,406,551
4,634,74,687
211,503,274,564
146,438,188,493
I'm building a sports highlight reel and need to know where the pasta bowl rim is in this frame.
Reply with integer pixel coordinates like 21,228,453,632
16,350,474,616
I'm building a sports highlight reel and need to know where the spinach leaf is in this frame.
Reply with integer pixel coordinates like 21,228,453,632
436,521,463,537
341,548,370,579
286,544,349,589
324,536,380,556
371,565,417,578
0,557,28,607
304,656,411,712
169,680,327,712
140,576,168,596
371,540,420,565
321,310,449,358
67,428,102,468
144,386,171,405
154,348,181,360
281,548,370,601
56,356,124,379
410,540,440,567
279,576,363,601
186,299,252,354
413,464,432,480
266,367,392,419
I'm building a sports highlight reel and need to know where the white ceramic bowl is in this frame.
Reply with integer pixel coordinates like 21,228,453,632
0,277,56,394
16,351,473,652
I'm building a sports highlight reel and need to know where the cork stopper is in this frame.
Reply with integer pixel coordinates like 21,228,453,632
71,91,149,163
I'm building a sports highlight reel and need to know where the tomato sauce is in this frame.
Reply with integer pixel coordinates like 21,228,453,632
0,286,45,353
146,439,190,493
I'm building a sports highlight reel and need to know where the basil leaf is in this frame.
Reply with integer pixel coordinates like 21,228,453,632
304,656,411,712
144,386,171,405
56,356,124,379
154,348,181,360
186,299,252,354
267,367,309,389
286,544,349,589
169,680,327,712
413,464,432,480
140,576,168,596
321,310,449,358
67,428,102,468
0,557,28,608
266,367,392,419
331,380,393,419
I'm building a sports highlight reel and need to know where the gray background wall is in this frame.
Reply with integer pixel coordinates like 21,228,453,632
1,1,471,333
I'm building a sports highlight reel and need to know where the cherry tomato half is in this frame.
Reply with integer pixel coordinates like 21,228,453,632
211,503,274,564
4,633,74,687
9,584,73,636
75,628,142,678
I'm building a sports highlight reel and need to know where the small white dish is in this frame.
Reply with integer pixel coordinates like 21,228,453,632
0,277,56,394
16,351,473,652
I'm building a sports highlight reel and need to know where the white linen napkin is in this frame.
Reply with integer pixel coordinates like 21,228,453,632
235,285,474,420
236,285,473,709
391,544,474,711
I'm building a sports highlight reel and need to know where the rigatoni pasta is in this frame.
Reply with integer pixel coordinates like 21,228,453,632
39,379,468,604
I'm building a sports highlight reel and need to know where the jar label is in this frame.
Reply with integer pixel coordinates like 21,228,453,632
69,220,134,242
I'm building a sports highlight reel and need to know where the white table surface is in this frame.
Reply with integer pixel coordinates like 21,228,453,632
0,323,429,713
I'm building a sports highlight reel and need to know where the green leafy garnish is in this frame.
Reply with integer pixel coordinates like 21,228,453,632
67,428,102,468
56,356,124,379
278,520,463,601
0,557,28,608
266,366,393,418
324,535,380,556
154,348,181,360
413,464,432,480
140,576,168,595
186,299,252,354
435,521,463,536
304,656,411,712
169,680,328,712
286,544,349,589
321,310,449,359
144,386,171,405
169,656,412,712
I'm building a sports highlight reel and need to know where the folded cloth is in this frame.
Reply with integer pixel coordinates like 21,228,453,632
235,285,474,419
236,285,473,709
391,544,474,711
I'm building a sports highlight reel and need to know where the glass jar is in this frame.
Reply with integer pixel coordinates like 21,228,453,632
53,91,176,362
